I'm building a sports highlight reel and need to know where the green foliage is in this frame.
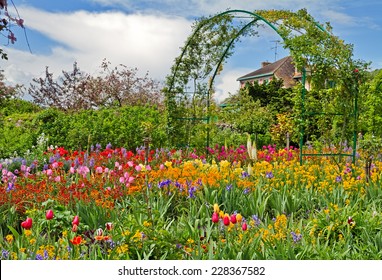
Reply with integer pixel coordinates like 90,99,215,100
359,69,382,137
0,104,168,158
0,112,40,158
220,89,273,136
0,99,41,116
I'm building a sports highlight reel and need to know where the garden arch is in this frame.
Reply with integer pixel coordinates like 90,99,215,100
165,9,359,164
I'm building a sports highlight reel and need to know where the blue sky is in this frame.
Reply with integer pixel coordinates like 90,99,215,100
2,0,382,102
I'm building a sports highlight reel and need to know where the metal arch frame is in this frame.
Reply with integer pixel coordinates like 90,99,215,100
167,9,358,164
167,10,283,151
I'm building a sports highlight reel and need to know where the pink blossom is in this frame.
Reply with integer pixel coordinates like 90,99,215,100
127,161,134,167
52,162,59,169
46,169,53,176
20,165,26,172
16,18,24,28
135,165,142,172
54,176,61,182
77,165,90,177
95,166,103,174
70,167,75,174
160,164,165,170
8,31,17,44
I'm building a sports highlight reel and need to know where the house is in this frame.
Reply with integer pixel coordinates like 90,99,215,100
237,56,311,90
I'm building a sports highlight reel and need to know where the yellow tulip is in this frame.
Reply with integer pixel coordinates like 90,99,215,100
213,203,220,213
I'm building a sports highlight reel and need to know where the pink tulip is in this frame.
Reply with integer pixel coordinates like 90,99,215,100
230,214,237,224
223,215,230,226
46,209,54,220
242,222,248,231
21,217,33,230
72,215,80,226
212,212,219,223
72,224,78,232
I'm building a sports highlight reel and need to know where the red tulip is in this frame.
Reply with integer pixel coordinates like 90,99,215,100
212,212,219,223
21,217,33,230
105,222,113,231
223,215,230,226
242,222,248,231
72,215,80,226
230,214,237,224
46,209,54,220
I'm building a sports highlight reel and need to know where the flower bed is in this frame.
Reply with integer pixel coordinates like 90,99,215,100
1,145,382,260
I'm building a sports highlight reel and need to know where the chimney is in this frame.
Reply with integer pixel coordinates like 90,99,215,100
261,61,271,68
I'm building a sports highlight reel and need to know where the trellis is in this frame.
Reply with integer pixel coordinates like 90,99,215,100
166,9,359,163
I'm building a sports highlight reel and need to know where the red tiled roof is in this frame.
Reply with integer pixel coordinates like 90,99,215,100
237,56,293,81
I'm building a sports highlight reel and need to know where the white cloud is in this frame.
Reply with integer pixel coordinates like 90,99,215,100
2,6,192,88
213,68,253,103
323,10,358,26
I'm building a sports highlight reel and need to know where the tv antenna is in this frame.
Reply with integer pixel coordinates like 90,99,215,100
271,40,280,61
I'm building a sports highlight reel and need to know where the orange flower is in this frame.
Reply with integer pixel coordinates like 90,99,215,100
94,235,104,241
70,236,82,245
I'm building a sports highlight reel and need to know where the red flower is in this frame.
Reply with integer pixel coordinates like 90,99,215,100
70,236,82,245
105,222,113,231
72,215,80,226
242,222,248,231
347,216,355,226
223,215,230,226
46,209,54,220
21,217,33,230
212,212,219,223
230,214,237,224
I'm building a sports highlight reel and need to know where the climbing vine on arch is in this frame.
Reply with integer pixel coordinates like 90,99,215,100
164,8,368,152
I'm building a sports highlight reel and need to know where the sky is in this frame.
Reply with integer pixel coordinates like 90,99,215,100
1,0,382,102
